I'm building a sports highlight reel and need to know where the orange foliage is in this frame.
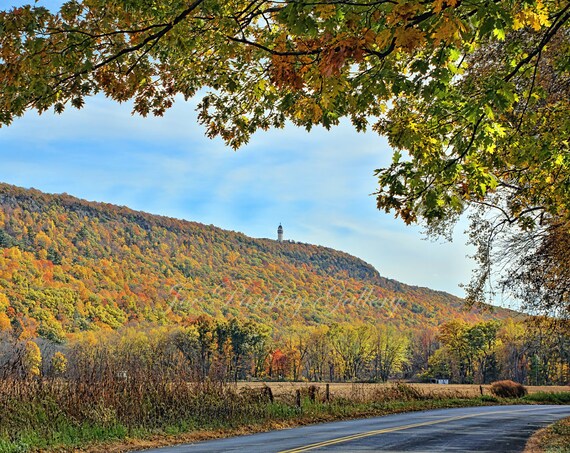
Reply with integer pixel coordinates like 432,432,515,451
0,183,512,339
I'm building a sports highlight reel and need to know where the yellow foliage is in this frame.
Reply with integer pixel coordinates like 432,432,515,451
315,4,336,20
432,0,458,14
23,341,42,377
513,1,550,31
394,28,426,52
0,183,512,337
35,231,52,249
374,29,393,50
0,312,11,332
295,98,323,122
51,351,68,375
432,16,466,45
227,251,240,265
387,2,422,25
433,0,445,14
0,293,9,311
6,247,22,260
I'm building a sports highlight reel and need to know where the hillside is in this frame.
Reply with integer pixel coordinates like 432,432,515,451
0,183,511,341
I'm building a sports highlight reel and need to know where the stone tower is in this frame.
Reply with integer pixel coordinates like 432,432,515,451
277,224,283,242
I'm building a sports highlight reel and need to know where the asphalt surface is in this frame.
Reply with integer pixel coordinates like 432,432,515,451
135,405,570,453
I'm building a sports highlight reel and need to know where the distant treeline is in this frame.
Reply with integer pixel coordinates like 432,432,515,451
2,316,568,385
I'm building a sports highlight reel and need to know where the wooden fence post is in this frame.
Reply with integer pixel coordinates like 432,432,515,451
263,385,274,403
308,385,317,402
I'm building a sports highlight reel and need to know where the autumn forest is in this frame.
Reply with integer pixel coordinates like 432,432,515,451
0,182,568,388
1,0,570,449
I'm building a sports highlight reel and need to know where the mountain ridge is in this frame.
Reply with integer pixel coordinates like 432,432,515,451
0,183,514,341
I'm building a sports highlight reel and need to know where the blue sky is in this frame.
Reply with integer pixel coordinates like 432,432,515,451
1,1,480,299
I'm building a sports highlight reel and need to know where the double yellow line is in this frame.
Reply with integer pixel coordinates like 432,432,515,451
278,407,548,453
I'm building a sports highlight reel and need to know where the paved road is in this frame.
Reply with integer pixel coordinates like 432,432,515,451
136,405,570,453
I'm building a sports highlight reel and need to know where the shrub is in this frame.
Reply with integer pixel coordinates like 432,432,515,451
490,380,528,398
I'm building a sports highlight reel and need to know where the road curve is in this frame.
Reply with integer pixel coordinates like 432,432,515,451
135,405,570,453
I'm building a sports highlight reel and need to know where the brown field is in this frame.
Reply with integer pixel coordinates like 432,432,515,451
237,382,570,399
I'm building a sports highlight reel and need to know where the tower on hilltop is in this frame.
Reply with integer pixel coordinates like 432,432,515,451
277,224,283,242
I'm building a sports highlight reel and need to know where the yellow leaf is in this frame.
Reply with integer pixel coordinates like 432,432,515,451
433,0,445,13
375,29,393,49
432,17,458,44
394,28,426,52
513,2,550,32
315,4,336,20
433,0,458,13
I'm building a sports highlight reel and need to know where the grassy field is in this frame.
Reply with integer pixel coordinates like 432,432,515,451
0,380,568,453
239,382,570,399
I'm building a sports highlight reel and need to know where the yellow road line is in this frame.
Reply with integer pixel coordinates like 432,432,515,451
278,407,549,453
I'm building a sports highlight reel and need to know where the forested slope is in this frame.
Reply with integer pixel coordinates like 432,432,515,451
0,183,511,341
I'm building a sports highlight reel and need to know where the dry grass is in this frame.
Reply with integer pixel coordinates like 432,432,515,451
525,417,570,453
1,378,568,453
81,384,570,453
238,382,570,399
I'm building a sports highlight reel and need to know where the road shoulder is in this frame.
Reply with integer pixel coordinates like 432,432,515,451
525,416,570,453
